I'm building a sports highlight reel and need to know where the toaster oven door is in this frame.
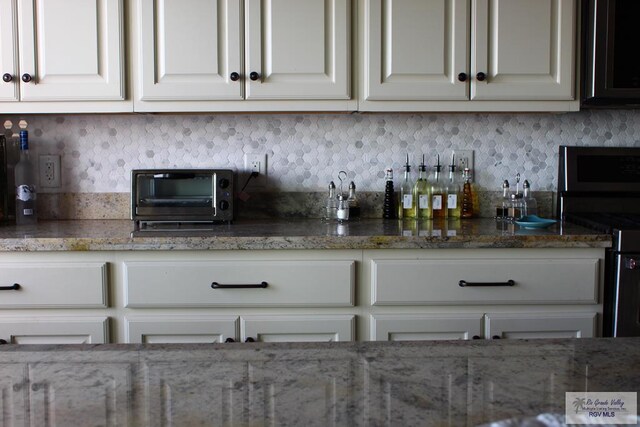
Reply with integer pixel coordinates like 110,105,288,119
134,172,216,218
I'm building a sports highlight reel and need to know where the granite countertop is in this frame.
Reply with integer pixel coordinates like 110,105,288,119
0,218,610,251
1,338,638,426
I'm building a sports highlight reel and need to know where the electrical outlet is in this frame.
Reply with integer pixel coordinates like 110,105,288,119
454,149,474,178
243,153,267,188
39,154,61,188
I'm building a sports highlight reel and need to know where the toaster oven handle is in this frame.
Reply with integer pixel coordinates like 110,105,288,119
153,173,197,179
211,281,268,289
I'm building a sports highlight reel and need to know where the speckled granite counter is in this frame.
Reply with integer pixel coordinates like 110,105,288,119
1,338,637,426
0,218,610,251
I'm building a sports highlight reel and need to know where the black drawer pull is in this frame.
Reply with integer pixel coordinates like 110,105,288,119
459,280,515,287
211,281,268,289
0,284,20,291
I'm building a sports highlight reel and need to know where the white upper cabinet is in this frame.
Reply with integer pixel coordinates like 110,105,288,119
134,0,354,112
0,0,128,112
471,0,575,101
137,0,242,101
363,0,469,101
360,0,578,111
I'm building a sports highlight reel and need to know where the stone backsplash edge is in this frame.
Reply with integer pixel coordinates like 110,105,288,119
38,191,555,220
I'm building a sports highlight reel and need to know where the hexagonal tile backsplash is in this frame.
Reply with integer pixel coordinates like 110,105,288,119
4,110,640,194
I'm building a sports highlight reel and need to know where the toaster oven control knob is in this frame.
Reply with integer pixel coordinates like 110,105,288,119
218,178,230,189
218,200,230,211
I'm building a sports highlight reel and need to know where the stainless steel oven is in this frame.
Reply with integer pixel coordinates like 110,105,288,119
131,169,234,228
558,146,640,336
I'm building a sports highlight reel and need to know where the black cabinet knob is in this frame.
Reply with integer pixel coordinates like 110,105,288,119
245,337,255,343
218,200,230,211
2,73,12,83
472,335,481,340
476,72,486,82
492,335,501,339
0,339,8,345
230,72,240,82
218,178,230,189
249,71,260,81
224,337,235,343
458,72,467,82
21,73,32,83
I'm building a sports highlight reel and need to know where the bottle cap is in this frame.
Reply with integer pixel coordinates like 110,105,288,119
523,180,530,189
349,181,355,190
19,130,28,150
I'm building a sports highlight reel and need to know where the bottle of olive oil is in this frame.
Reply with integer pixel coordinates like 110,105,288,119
431,155,446,219
413,155,431,219
400,154,416,219
446,153,461,219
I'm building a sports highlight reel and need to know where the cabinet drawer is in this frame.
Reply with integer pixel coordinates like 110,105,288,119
0,263,108,308
124,260,355,307
371,258,599,305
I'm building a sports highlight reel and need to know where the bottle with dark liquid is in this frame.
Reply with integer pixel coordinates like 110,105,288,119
382,168,397,219
347,181,360,219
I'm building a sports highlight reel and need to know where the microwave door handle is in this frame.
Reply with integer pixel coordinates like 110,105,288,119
153,173,197,179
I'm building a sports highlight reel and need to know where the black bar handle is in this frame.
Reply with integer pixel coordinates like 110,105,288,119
0,284,20,291
459,280,515,287
211,281,268,289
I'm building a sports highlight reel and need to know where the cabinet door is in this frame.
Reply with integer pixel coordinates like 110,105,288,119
0,317,109,344
471,0,576,100
363,0,469,101
136,0,242,102
0,0,18,101
370,314,483,341
17,0,125,101
125,316,239,344
29,362,131,426
241,315,355,342
245,0,350,100
485,312,597,339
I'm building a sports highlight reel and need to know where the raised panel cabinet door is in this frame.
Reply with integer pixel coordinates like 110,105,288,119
471,0,576,100
241,315,355,342
125,316,239,343
17,0,125,101
136,0,242,101
485,312,597,339
245,0,350,99
0,0,18,101
0,317,109,344
363,0,469,101
370,314,483,341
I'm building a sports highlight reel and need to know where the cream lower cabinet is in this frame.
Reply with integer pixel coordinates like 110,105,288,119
364,248,603,341
119,251,358,343
0,256,110,344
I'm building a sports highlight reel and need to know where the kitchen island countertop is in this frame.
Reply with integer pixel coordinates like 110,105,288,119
0,218,610,251
2,338,638,426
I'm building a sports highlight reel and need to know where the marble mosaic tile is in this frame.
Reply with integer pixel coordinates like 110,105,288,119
2,110,639,197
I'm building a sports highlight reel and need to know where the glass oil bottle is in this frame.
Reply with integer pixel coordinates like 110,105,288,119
522,180,537,217
413,155,431,219
495,180,510,220
400,154,416,219
382,168,396,219
446,153,461,219
431,155,447,219
324,181,337,221
347,181,360,219
461,167,475,218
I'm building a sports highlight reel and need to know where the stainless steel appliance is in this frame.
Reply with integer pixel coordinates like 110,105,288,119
131,169,234,229
582,0,640,106
558,146,640,336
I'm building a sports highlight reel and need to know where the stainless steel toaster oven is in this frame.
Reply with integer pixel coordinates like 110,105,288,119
131,169,234,226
